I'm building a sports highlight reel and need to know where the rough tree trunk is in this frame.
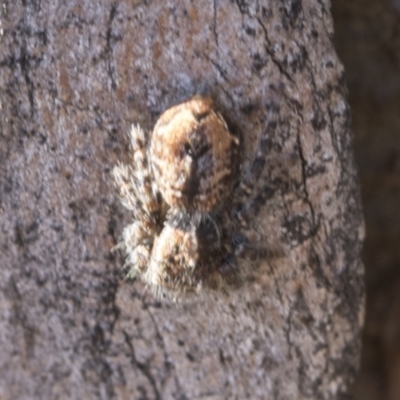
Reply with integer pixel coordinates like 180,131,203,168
0,1,364,399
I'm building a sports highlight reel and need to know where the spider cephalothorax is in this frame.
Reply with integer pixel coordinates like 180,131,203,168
113,96,278,296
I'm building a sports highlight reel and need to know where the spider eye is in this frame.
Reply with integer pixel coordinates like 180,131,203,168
232,232,248,246
183,142,193,156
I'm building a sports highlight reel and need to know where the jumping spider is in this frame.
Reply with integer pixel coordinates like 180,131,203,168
113,96,278,296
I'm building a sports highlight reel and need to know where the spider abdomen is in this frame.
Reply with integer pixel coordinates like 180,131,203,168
150,96,240,213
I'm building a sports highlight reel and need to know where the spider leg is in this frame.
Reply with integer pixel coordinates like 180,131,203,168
122,221,152,275
113,125,163,277
128,124,161,218
234,184,277,227
238,103,279,198
230,103,280,227
112,124,162,231
218,104,281,278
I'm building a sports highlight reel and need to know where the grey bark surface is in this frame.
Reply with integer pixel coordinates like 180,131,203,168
0,1,364,399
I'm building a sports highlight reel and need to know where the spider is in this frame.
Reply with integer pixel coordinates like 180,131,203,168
113,95,278,296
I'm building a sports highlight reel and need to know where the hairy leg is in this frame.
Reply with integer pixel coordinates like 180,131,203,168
231,103,279,227
113,125,161,231
113,125,162,276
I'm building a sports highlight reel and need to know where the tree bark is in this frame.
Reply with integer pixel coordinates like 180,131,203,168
0,1,365,399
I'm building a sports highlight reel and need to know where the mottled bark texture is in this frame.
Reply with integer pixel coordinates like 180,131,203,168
0,1,364,399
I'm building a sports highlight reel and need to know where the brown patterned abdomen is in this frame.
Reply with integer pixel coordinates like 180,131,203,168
150,96,240,212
